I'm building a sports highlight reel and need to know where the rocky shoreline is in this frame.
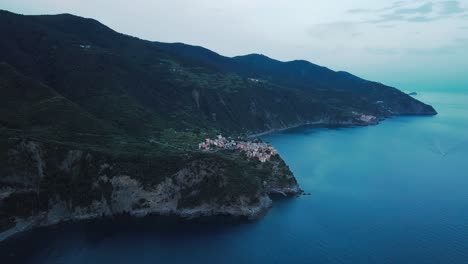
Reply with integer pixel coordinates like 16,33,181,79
247,117,382,139
0,137,302,243
0,184,301,243
246,107,438,139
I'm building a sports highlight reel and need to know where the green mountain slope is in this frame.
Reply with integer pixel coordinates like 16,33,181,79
0,10,436,239
0,62,117,136
0,10,436,139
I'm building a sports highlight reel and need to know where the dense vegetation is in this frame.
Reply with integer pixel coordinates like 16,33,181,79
0,10,436,143
0,10,436,231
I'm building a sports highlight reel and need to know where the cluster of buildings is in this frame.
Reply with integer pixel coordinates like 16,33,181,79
247,78,261,83
358,114,377,123
352,111,377,124
198,135,278,163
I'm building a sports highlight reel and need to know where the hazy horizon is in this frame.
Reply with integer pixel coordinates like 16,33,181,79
1,0,468,91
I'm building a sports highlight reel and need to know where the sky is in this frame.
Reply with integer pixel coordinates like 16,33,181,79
1,0,468,91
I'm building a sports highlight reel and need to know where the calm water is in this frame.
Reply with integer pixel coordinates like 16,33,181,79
2,92,468,264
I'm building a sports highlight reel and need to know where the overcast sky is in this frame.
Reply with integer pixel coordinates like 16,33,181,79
2,0,468,91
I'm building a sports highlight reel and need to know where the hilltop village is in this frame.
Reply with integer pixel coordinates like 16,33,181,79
199,135,278,163
352,111,378,124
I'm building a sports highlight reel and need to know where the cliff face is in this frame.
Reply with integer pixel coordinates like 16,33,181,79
0,139,300,241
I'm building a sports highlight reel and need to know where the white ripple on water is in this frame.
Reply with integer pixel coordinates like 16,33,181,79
427,137,468,157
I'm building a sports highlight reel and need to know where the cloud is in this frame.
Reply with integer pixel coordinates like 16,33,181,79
406,16,444,22
348,8,370,14
379,1,407,11
367,13,404,23
394,3,433,15
350,1,468,24
365,13,442,24
346,1,406,14
439,1,466,15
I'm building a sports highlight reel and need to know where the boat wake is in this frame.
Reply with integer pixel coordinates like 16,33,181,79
428,138,467,157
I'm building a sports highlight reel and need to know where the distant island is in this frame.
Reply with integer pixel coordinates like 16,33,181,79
0,10,437,242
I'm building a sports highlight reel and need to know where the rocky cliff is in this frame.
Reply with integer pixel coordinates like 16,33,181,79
0,138,300,242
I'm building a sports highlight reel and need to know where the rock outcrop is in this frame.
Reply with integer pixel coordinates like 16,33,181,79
0,138,301,242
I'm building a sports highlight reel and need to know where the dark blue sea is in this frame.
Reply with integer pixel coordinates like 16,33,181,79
2,92,468,264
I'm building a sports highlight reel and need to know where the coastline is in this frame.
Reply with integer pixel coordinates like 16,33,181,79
246,119,381,139
0,195,273,243
0,113,433,244
0,180,301,243
246,109,438,139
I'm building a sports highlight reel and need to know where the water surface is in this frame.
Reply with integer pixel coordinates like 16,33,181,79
2,92,468,264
